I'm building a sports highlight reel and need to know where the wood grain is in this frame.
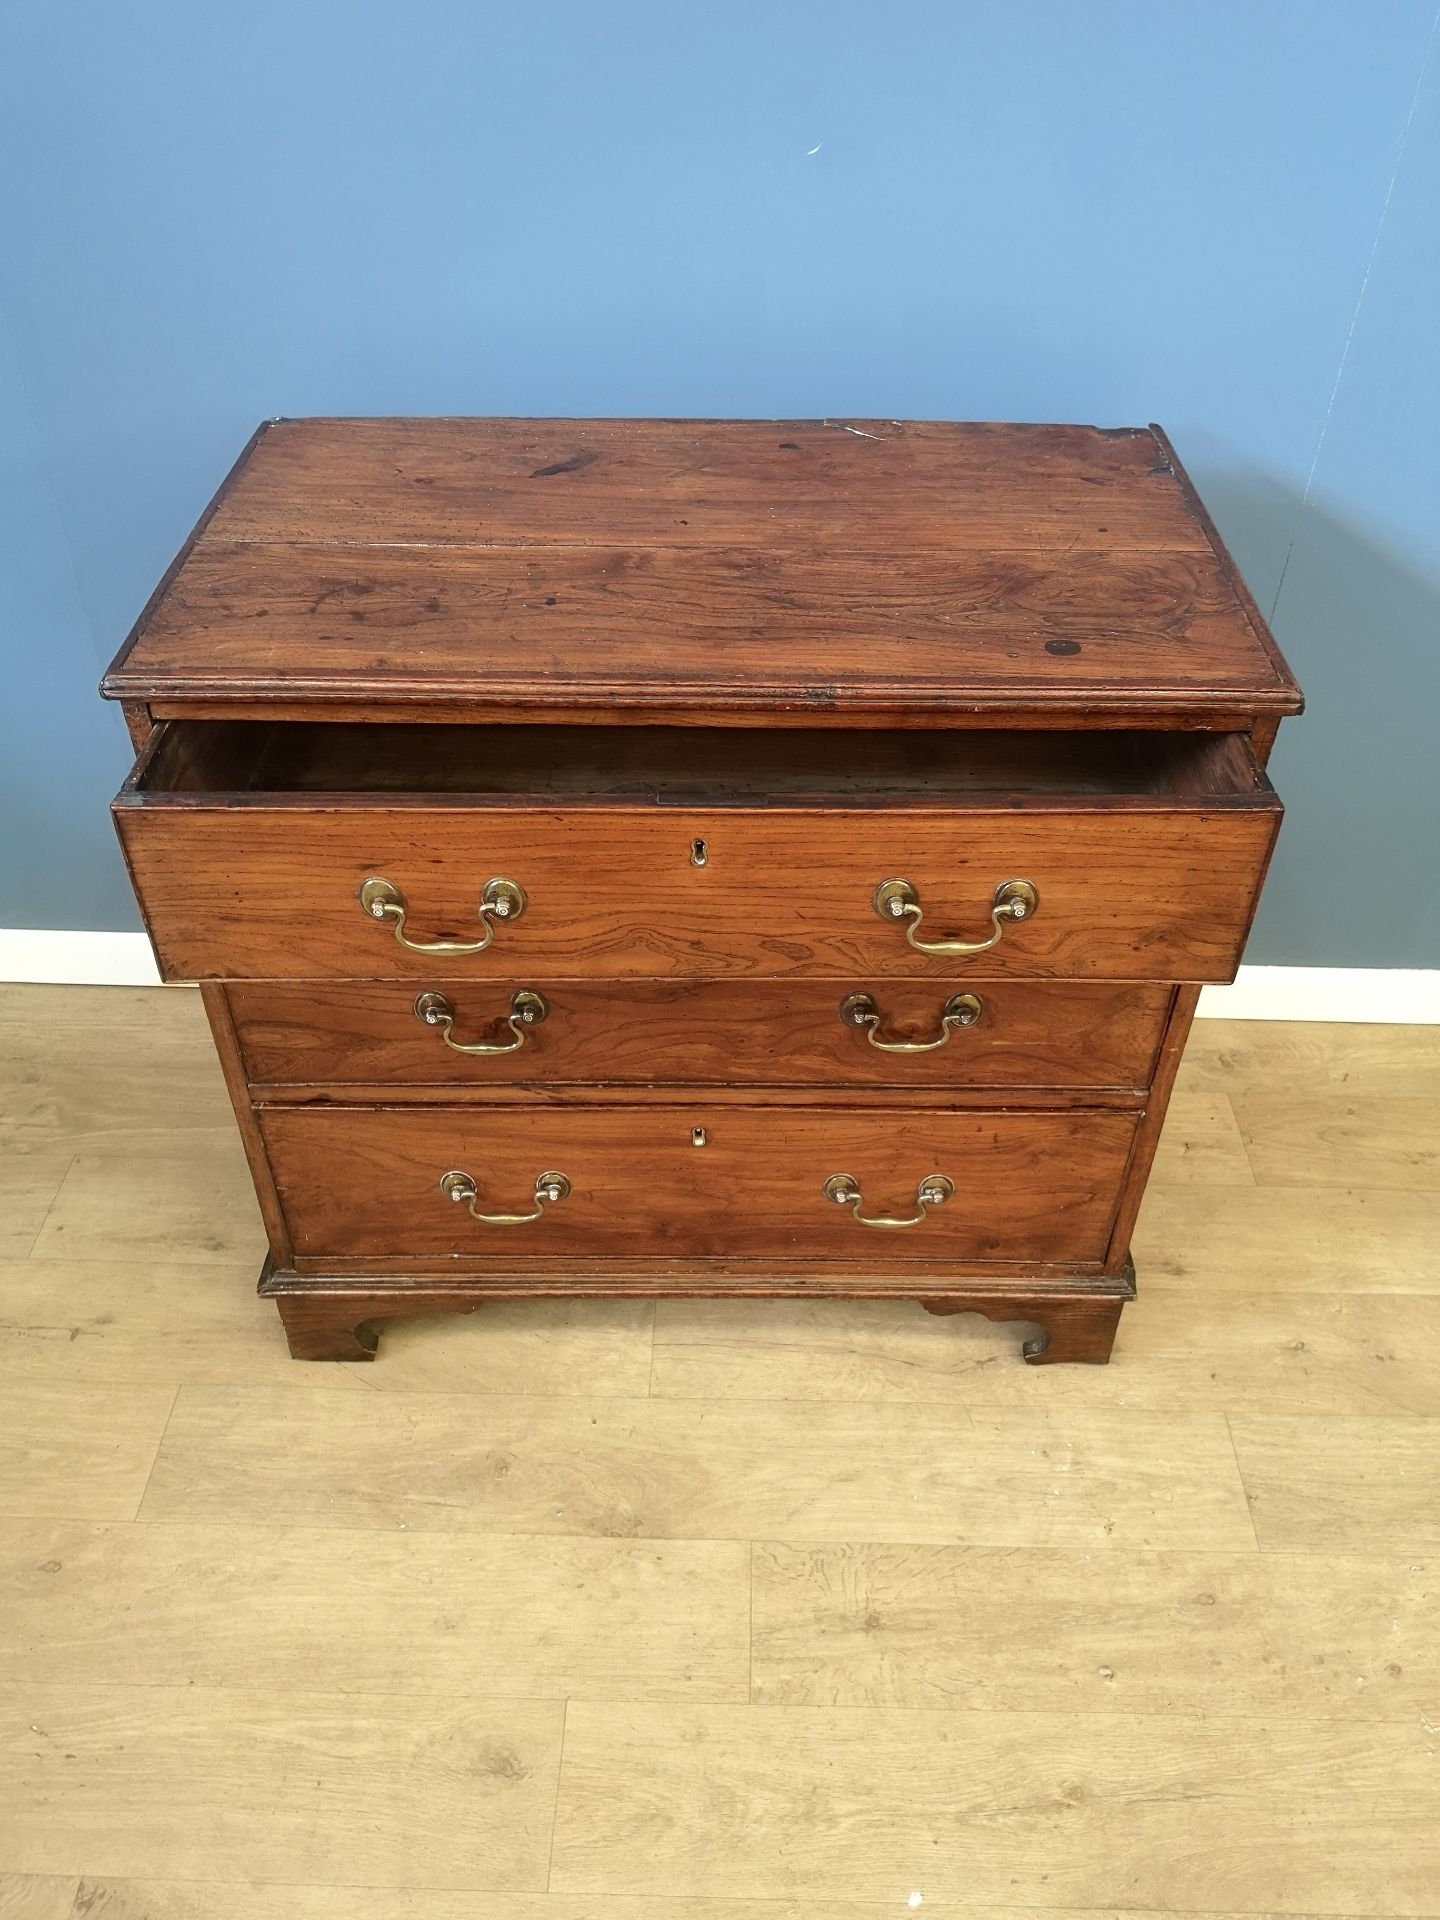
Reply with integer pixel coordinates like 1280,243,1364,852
30,1135,262,1269
200,418,1219,548
0,1381,175,1521
262,1273,1130,1365
0,1521,747,1702
0,986,225,1151
0,1254,317,1390
548,1700,1440,1907
1147,1084,1256,1184
0,1255,656,1396
1134,1183,1440,1292
8,992,1440,1910
0,1686,563,1889
1230,1416,1440,1555
0,1146,74,1258
651,1289,1440,1414
102,419,1300,721
1233,1091,1440,1190
228,976,1171,1092
750,1542,1440,1716
0,1878,79,1920
22,1891,1294,1920
257,1102,1137,1265
117,539,1284,706
1184,1017,1440,1101
114,798,1280,984
0,983,208,1039
137,1389,1255,1548
138,716,1245,800
1097,982,1197,1272
147,693,1282,733
199,981,293,1265
95,421,1298,1366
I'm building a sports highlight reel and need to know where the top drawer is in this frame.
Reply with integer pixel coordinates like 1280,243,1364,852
113,722,1281,984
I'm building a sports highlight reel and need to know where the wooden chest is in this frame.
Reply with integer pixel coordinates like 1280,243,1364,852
103,419,1301,1364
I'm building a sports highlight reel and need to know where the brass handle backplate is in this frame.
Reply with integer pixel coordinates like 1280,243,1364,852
873,877,1038,956
823,1171,954,1229
415,989,547,1055
440,1168,570,1226
840,990,982,1052
359,875,526,954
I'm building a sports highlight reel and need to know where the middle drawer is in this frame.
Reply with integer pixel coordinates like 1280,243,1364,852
229,978,1170,1091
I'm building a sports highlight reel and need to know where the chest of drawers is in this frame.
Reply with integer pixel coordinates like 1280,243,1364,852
104,418,1300,1364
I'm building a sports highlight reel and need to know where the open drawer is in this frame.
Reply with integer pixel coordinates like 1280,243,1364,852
113,722,1281,982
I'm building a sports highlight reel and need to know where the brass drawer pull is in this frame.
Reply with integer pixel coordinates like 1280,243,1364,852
415,988,547,1054
873,877,1037,955
840,990,982,1052
823,1172,954,1229
440,1168,570,1225
359,876,526,954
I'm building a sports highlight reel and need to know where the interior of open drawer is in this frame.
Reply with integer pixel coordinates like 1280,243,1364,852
133,720,1272,806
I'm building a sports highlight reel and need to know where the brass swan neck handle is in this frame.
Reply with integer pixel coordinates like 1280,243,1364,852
840,990,982,1052
873,877,1037,956
359,876,526,955
439,1168,570,1226
823,1172,953,1229
415,989,547,1055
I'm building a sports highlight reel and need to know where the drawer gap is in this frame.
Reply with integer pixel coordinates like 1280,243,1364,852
128,721,1272,809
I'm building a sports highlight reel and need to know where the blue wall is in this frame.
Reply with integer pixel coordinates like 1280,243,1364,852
2,2,1436,963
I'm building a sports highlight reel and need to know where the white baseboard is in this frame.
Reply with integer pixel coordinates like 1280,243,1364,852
0,931,1435,1022
0,929,163,986
1195,966,1439,1022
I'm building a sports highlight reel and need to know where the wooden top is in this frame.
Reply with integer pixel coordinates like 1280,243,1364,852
103,418,1302,723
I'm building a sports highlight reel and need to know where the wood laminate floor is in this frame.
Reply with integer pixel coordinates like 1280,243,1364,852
2,986,1439,1918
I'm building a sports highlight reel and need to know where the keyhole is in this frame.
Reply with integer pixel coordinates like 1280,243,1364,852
690,838,708,868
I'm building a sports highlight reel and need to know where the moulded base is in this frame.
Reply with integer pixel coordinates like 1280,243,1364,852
258,1255,1135,1366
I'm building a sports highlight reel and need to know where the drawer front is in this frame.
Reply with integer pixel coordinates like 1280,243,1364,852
230,978,1171,1091
258,1103,1138,1265
116,802,1278,984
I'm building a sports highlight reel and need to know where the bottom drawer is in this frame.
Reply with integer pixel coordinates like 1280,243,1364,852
259,1103,1138,1267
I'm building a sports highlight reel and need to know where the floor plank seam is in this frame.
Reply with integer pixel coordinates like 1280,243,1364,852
5,1678,1439,1725
544,1696,569,1893
19,1152,78,1258
747,1538,756,1703
0,1679,608,1705
1227,1087,1270,1187
127,1384,181,1523
33,1517,1344,1552
21,1877,1440,1917
41,1514,1440,1566
1224,1409,1264,1551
